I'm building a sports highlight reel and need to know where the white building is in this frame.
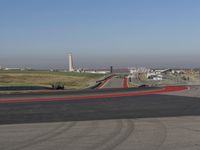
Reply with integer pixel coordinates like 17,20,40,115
4,68,22,70
148,74,163,81
84,70,110,74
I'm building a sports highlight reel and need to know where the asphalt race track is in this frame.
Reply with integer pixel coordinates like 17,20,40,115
0,93,200,125
1,79,200,150
99,76,124,88
0,87,159,100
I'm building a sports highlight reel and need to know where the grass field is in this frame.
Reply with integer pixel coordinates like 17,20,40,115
0,70,104,89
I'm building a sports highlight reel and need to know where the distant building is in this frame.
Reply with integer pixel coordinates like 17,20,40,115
84,69,110,74
148,74,163,81
129,67,150,74
68,53,75,72
4,68,22,71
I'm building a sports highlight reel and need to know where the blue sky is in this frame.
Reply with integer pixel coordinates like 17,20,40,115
0,0,200,69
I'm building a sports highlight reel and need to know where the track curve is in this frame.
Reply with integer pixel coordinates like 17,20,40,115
0,86,187,103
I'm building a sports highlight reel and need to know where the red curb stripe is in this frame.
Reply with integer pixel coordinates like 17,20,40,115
0,86,188,103
123,78,128,88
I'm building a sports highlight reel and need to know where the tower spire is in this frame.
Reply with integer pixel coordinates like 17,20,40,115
68,53,74,72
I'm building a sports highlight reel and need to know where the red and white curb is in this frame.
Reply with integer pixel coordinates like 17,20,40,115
123,77,128,88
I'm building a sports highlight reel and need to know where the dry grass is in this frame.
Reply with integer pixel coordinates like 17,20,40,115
0,71,104,89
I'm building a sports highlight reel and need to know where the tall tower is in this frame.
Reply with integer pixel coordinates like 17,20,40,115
68,53,74,72
110,66,113,73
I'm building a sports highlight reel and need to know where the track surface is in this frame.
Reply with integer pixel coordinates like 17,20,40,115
1,80,200,149
100,76,124,88
0,87,159,100
1,92,200,150
0,92,200,124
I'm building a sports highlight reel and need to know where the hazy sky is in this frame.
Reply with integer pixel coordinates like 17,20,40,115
0,0,200,69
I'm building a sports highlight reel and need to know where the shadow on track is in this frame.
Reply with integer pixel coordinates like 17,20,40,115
0,86,50,91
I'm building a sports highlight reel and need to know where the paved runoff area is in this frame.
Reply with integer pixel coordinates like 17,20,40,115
0,82,200,150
